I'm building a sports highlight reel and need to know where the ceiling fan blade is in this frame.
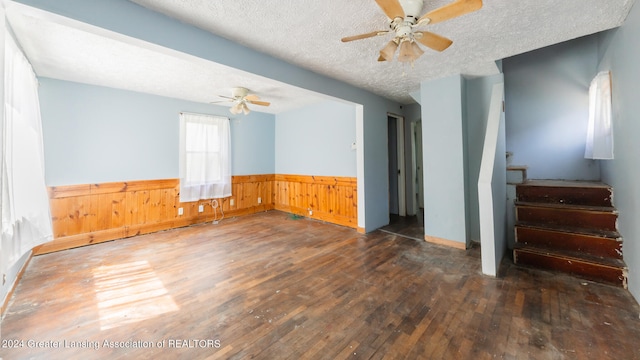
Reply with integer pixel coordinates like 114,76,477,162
248,100,270,107
341,31,388,42
415,31,453,52
375,0,405,20
242,103,250,115
418,0,482,25
244,94,260,102
217,95,235,100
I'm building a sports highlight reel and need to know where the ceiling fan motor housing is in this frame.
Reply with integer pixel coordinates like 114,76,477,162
393,22,413,38
231,87,249,99
391,0,424,39
399,0,424,20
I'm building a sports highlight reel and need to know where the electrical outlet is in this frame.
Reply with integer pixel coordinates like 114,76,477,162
308,208,313,216
178,207,184,216
257,197,262,204
198,205,204,213
230,199,235,206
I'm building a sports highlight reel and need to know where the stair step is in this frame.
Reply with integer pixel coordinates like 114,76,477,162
516,221,620,239
514,243,625,268
513,245,627,288
515,201,616,212
515,224,622,259
515,202,617,232
516,180,612,207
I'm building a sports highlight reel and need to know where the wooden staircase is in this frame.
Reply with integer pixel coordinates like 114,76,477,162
513,180,627,288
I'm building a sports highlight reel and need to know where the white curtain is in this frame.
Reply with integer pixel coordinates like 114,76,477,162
1,30,53,276
585,71,614,159
179,113,231,202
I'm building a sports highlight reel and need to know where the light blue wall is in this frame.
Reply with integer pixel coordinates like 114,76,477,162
596,2,640,303
230,113,276,176
39,78,275,185
275,100,356,177
503,36,600,181
17,0,402,232
465,74,506,243
419,73,506,248
421,75,467,245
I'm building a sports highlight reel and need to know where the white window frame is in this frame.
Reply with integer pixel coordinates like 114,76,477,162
179,113,231,202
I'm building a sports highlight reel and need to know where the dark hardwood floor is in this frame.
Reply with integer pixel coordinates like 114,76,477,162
380,211,424,241
1,211,639,359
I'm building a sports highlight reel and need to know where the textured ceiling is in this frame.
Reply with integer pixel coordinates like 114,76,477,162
130,0,635,104
5,0,636,113
5,2,333,114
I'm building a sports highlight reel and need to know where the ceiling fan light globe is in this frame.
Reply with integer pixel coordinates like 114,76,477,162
398,40,416,62
411,41,425,58
379,40,398,61
230,103,242,114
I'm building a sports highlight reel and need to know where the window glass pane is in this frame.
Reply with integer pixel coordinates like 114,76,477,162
179,113,231,201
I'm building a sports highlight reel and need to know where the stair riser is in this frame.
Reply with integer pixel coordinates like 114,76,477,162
516,206,617,232
516,186,612,207
515,226,622,259
514,249,627,288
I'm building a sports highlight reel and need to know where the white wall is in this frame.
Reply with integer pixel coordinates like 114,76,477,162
421,75,467,245
39,78,275,186
503,35,600,181
465,74,506,243
478,83,507,276
596,2,640,302
275,100,356,177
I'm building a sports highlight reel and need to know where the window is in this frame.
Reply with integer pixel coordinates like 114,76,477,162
179,113,231,202
585,71,613,159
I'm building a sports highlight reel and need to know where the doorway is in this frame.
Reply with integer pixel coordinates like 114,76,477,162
381,116,425,241
387,114,405,217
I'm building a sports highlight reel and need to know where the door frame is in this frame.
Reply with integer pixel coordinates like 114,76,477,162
410,119,423,215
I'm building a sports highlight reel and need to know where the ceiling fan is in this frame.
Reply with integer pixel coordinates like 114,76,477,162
341,0,482,63
212,87,271,115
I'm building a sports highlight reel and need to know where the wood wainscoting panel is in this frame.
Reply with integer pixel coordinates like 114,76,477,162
39,174,355,254
38,175,275,255
274,174,357,228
